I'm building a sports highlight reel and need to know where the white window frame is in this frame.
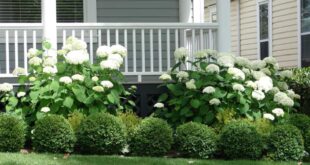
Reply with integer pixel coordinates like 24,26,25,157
256,0,272,59
298,0,310,67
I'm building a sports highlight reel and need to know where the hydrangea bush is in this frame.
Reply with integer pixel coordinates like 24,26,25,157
155,48,299,126
0,37,133,125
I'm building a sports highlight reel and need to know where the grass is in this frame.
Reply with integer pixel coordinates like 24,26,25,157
0,153,309,165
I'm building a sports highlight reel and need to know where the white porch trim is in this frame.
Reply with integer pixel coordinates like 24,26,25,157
216,0,231,52
41,0,57,50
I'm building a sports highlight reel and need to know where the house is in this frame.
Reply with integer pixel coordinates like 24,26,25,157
229,0,310,68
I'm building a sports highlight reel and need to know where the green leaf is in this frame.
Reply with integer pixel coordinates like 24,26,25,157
56,63,66,74
72,86,87,103
190,99,201,109
180,107,189,115
193,116,203,123
30,91,40,100
8,97,18,107
107,94,115,104
63,97,74,108
205,111,215,124
50,81,59,92
42,40,52,50
167,84,183,96
240,103,250,114
158,93,168,102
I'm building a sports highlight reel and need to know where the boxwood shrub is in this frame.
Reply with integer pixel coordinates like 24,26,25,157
129,117,173,156
76,112,126,154
32,115,76,153
219,121,263,159
118,112,141,141
267,124,304,161
288,114,310,136
175,122,217,159
0,114,25,152
305,130,310,154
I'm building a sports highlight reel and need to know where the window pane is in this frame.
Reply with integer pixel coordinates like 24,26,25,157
260,41,269,60
302,34,310,67
57,0,83,22
302,0,310,33
259,3,269,40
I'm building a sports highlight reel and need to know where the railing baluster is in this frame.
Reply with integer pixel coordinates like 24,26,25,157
5,30,9,74
107,29,110,46
23,30,28,72
133,29,136,73
15,30,18,69
150,29,154,72
175,29,179,50
191,29,195,67
124,29,128,72
167,29,170,69
98,29,102,46
72,30,75,37
141,29,145,72
158,29,162,72
63,30,66,46
200,29,204,49
89,30,93,64
183,29,186,47
81,30,84,41
33,30,36,49
116,29,119,45
209,29,213,49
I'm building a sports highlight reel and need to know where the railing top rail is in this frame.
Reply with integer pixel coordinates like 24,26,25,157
0,23,218,30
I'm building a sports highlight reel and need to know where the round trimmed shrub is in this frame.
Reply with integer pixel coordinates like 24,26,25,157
129,117,173,156
118,112,141,141
32,115,76,153
219,121,263,159
0,114,25,152
305,130,310,153
288,114,310,136
175,122,217,159
76,112,126,154
267,124,304,161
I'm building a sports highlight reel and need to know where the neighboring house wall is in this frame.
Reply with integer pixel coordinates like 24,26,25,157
204,0,216,22
230,0,299,68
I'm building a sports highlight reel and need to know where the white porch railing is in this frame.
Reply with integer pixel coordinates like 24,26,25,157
0,23,218,82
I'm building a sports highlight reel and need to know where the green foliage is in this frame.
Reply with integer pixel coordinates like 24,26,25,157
253,118,274,138
129,117,173,156
32,115,76,153
267,124,304,161
288,114,310,136
156,50,299,126
118,112,141,141
67,111,85,132
175,122,218,159
305,130,310,153
219,121,263,159
0,114,25,152
76,113,126,154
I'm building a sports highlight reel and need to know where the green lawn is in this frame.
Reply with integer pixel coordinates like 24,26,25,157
0,153,308,165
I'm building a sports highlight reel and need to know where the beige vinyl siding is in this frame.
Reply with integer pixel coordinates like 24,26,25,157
272,0,298,68
230,0,239,54
204,0,216,22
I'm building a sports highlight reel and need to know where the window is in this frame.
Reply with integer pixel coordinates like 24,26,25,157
0,0,83,23
258,1,270,60
301,0,310,67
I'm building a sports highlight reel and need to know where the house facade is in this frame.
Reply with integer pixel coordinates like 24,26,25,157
229,0,310,68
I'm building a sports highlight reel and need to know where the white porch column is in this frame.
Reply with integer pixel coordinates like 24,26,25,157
193,0,204,23
217,0,231,52
42,0,57,50
179,0,192,23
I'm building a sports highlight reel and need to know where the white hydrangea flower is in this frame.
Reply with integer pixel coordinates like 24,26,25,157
57,49,68,56
43,50,57,58
245,81,257,89
65,50,89,65
66,36,78,45
233,83,245,92
274,92,294,107
101,80,114,88
186,79,196,90
235,57,250,68
277,82,289,91
41,107,50,113
92,86,104,92
71,74,85,82
29,57,42,66
261,68,271,76
252,90,265,100
17,92,26,98
43,57,57,67
273,63,280,70
59,76,72,84
270,87,280,94
206,64,220,74
72,39,87,50
286,89,300,99
217,54,235,67
176,71,189,81
250,60,266,70
263,57,277,65
195,50,208,58
27,48,40,58
202,86,216,94
100,60,120,70
263,113,275,121
111,44,127,57
108,54,124,65
174,47,189,61
154,103,164,108
228,67,245,81
96,45,111,58
279,70,293,79
255,76,273,93
12,67,26,76
242,68,251,75
29,77,36,82
205,49,218,58
43,66,58,75
92,76,99,82
0,83,13,92
209,98,221,105
272,108,285,117
159,73,172,81
252,71,266,80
